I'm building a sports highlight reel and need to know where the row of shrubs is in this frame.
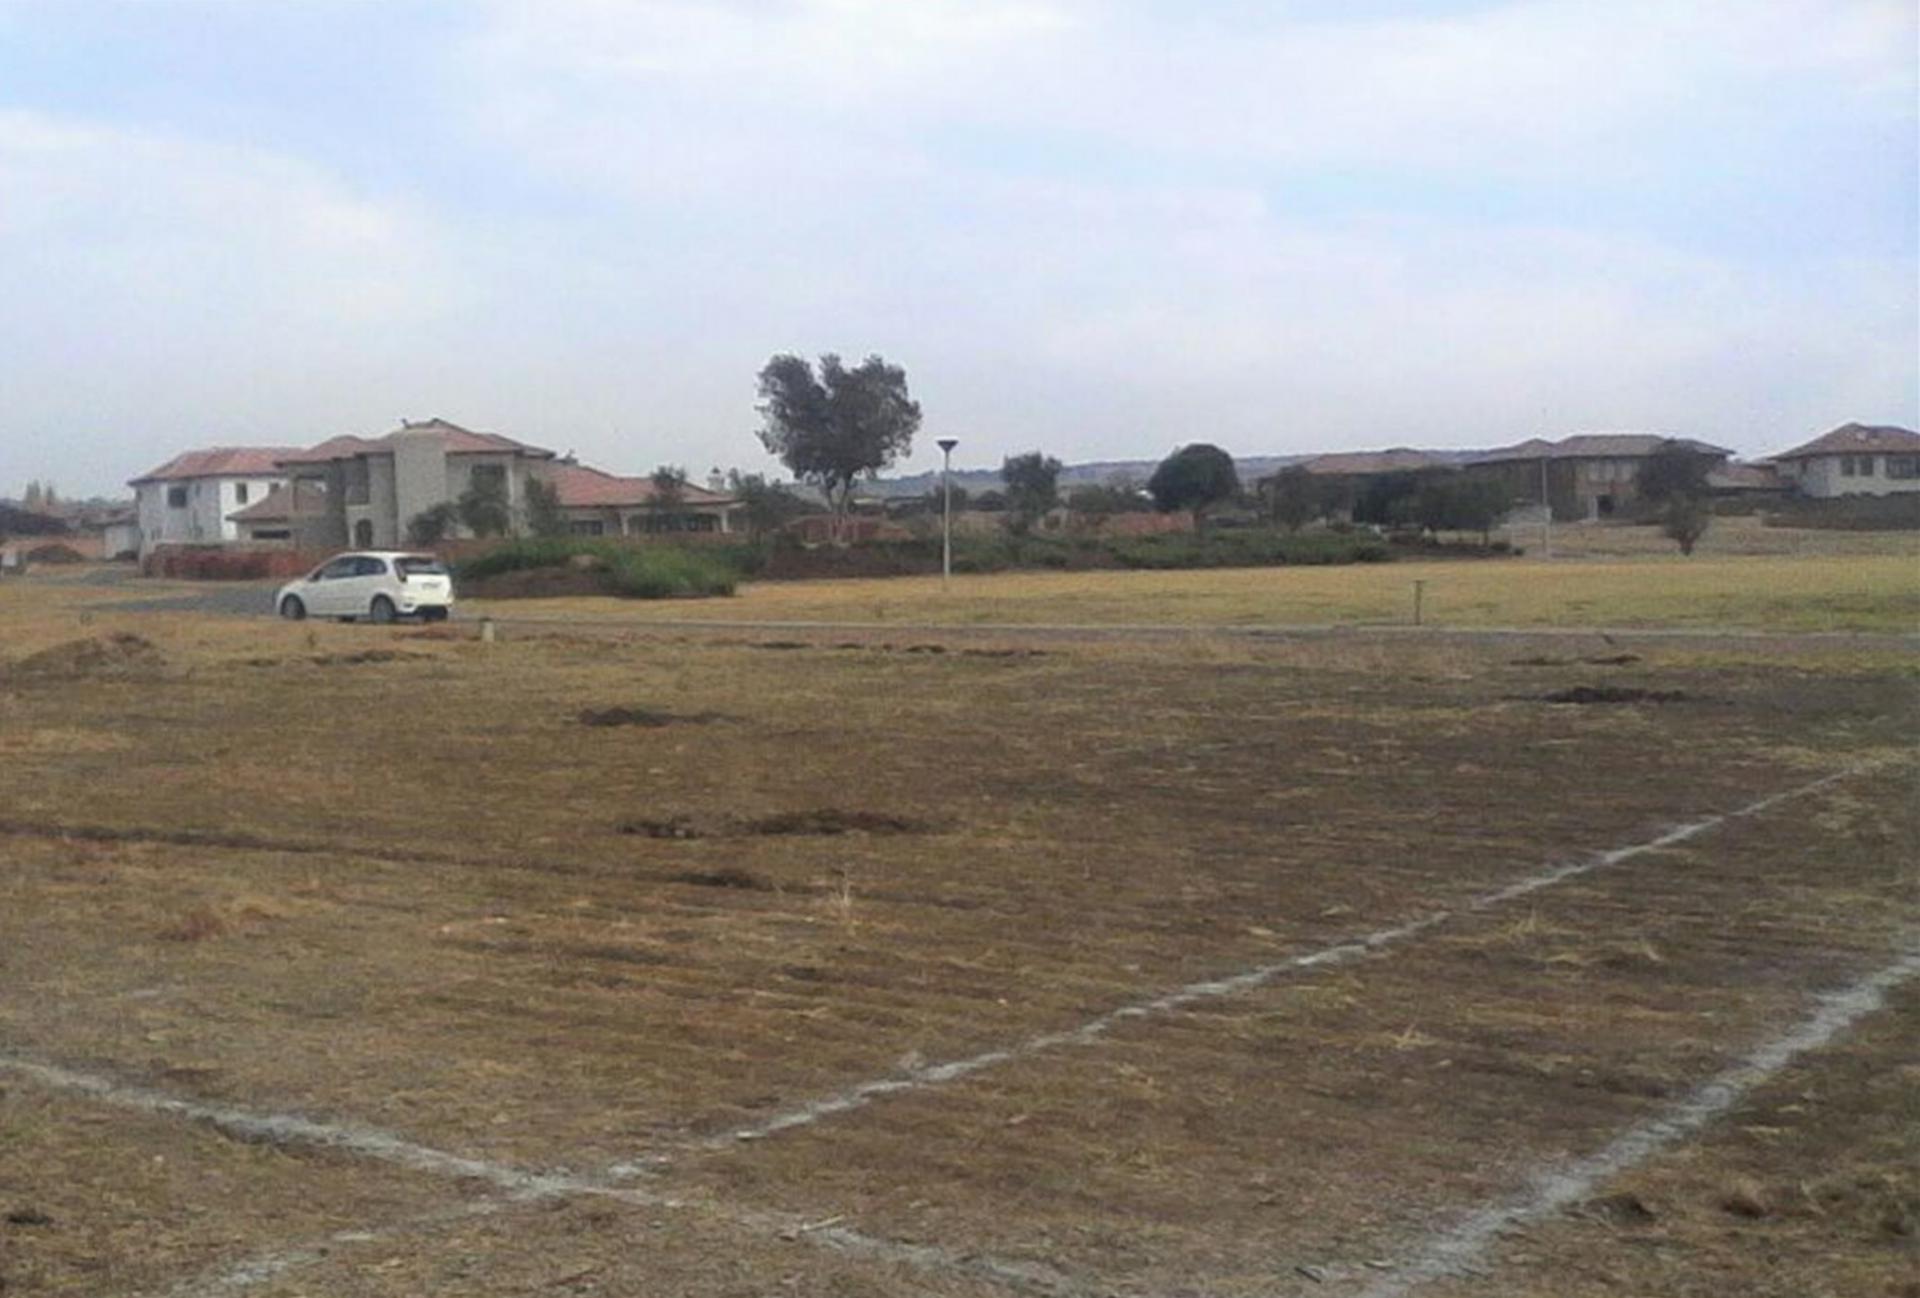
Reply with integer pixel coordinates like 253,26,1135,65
762,529,1395,576
452,527,1406,598
1758,494,1920,531
457,538,738,599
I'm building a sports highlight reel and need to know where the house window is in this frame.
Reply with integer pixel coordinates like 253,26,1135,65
469,463,507,493
1857,455,1877,476
1888,456,1919,480
167,485,188,508
569,519,605,536
1839,456,1856,476
235,483,249,504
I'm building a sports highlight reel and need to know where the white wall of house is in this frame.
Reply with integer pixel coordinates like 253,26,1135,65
1777,454,1920,497
135,476,283,554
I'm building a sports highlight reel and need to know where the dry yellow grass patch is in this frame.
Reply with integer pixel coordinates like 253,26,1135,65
462,551,1919,633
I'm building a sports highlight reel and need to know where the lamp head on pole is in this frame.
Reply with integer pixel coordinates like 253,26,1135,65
936,438,958,456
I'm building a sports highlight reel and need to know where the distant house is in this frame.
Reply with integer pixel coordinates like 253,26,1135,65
1468,434,1731,522
1767,424,1920,498
227,481,332,545
548,463,740,537
1705,461,1784,499
273,418,557,550
129,447,301,556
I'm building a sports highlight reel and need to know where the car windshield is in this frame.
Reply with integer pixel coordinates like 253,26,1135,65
396,556,448,577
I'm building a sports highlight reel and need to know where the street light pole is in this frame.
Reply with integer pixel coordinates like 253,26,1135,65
1540,454,1553,559
937,438,959,589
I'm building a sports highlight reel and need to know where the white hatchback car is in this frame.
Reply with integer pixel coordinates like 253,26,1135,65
275,551,454,623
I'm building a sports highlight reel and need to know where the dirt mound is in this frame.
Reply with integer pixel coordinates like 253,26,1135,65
245,650,430,668
670,867,774,891
617,816,705,840
579,706,729,728
742,809,928,836
1511,653,1642,667
9,633,165,678
617,808,934,840
1540,686,1692,705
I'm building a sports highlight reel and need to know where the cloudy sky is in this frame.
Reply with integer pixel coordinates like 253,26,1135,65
2,0,1914,496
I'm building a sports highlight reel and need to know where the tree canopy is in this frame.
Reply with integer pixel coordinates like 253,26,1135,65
455,474,512,538
1636,440,1716,554
524,476,566,538
756,353,921,543
1265,465,1321,532
1001,451,1063,534
1147,444,1239,527
727,469,816,539
1636,440,1715,505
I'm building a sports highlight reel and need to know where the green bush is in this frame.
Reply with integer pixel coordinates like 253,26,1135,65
1762,495,1920,531
1106,530,1390,569
455,538,737,599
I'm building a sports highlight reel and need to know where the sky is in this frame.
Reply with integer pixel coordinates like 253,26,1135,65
1,0,1914,498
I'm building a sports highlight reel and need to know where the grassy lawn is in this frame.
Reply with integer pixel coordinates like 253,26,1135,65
463,549,1920,633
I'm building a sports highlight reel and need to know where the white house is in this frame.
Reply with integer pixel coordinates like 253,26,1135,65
129,447,301,556
1768,424,1920,498
274,418,557,550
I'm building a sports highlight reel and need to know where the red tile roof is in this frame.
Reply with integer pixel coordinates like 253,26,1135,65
1296,449,1453,476
1770,423,1920,461
227,481,330,523
1472,433,1730,464
277,419,554,465
129,447,303,485
550,463,734,509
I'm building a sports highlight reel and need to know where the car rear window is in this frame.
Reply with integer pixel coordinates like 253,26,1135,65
396,556,448,576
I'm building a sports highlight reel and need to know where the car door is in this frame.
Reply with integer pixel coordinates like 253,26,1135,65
306,556,360,615
352,555,391,614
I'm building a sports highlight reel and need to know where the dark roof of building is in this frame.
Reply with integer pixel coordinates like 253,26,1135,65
549,463,735,509
1705,462,1782,492
130,447,303,485
278,419,555,465
227,481,330,523
1294,449,1456,476
1769,423,1920,461
1471,434,1731,465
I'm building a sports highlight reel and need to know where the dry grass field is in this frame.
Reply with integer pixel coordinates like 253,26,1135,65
0,565,1915,1297
444,521,1920,634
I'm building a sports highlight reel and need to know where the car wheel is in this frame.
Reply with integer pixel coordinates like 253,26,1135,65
279,596,306,620
370,596,397,625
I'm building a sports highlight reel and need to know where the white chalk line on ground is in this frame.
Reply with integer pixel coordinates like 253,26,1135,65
682,765,1869,1153
2,763,1880,1298
0,1057,1084,1297
1344,937,1920,1298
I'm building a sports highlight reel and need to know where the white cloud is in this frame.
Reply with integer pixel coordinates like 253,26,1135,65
0,110,464,491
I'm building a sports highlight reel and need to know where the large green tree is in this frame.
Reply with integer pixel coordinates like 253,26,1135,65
756,353,921,544
1148,444,1239,532
1001,451,1063,534
1265,464,1321,532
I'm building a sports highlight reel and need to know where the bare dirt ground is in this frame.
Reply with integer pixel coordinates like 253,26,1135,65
0,579,1914,1296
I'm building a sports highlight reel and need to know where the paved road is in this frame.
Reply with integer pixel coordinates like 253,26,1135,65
95,581,281,617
